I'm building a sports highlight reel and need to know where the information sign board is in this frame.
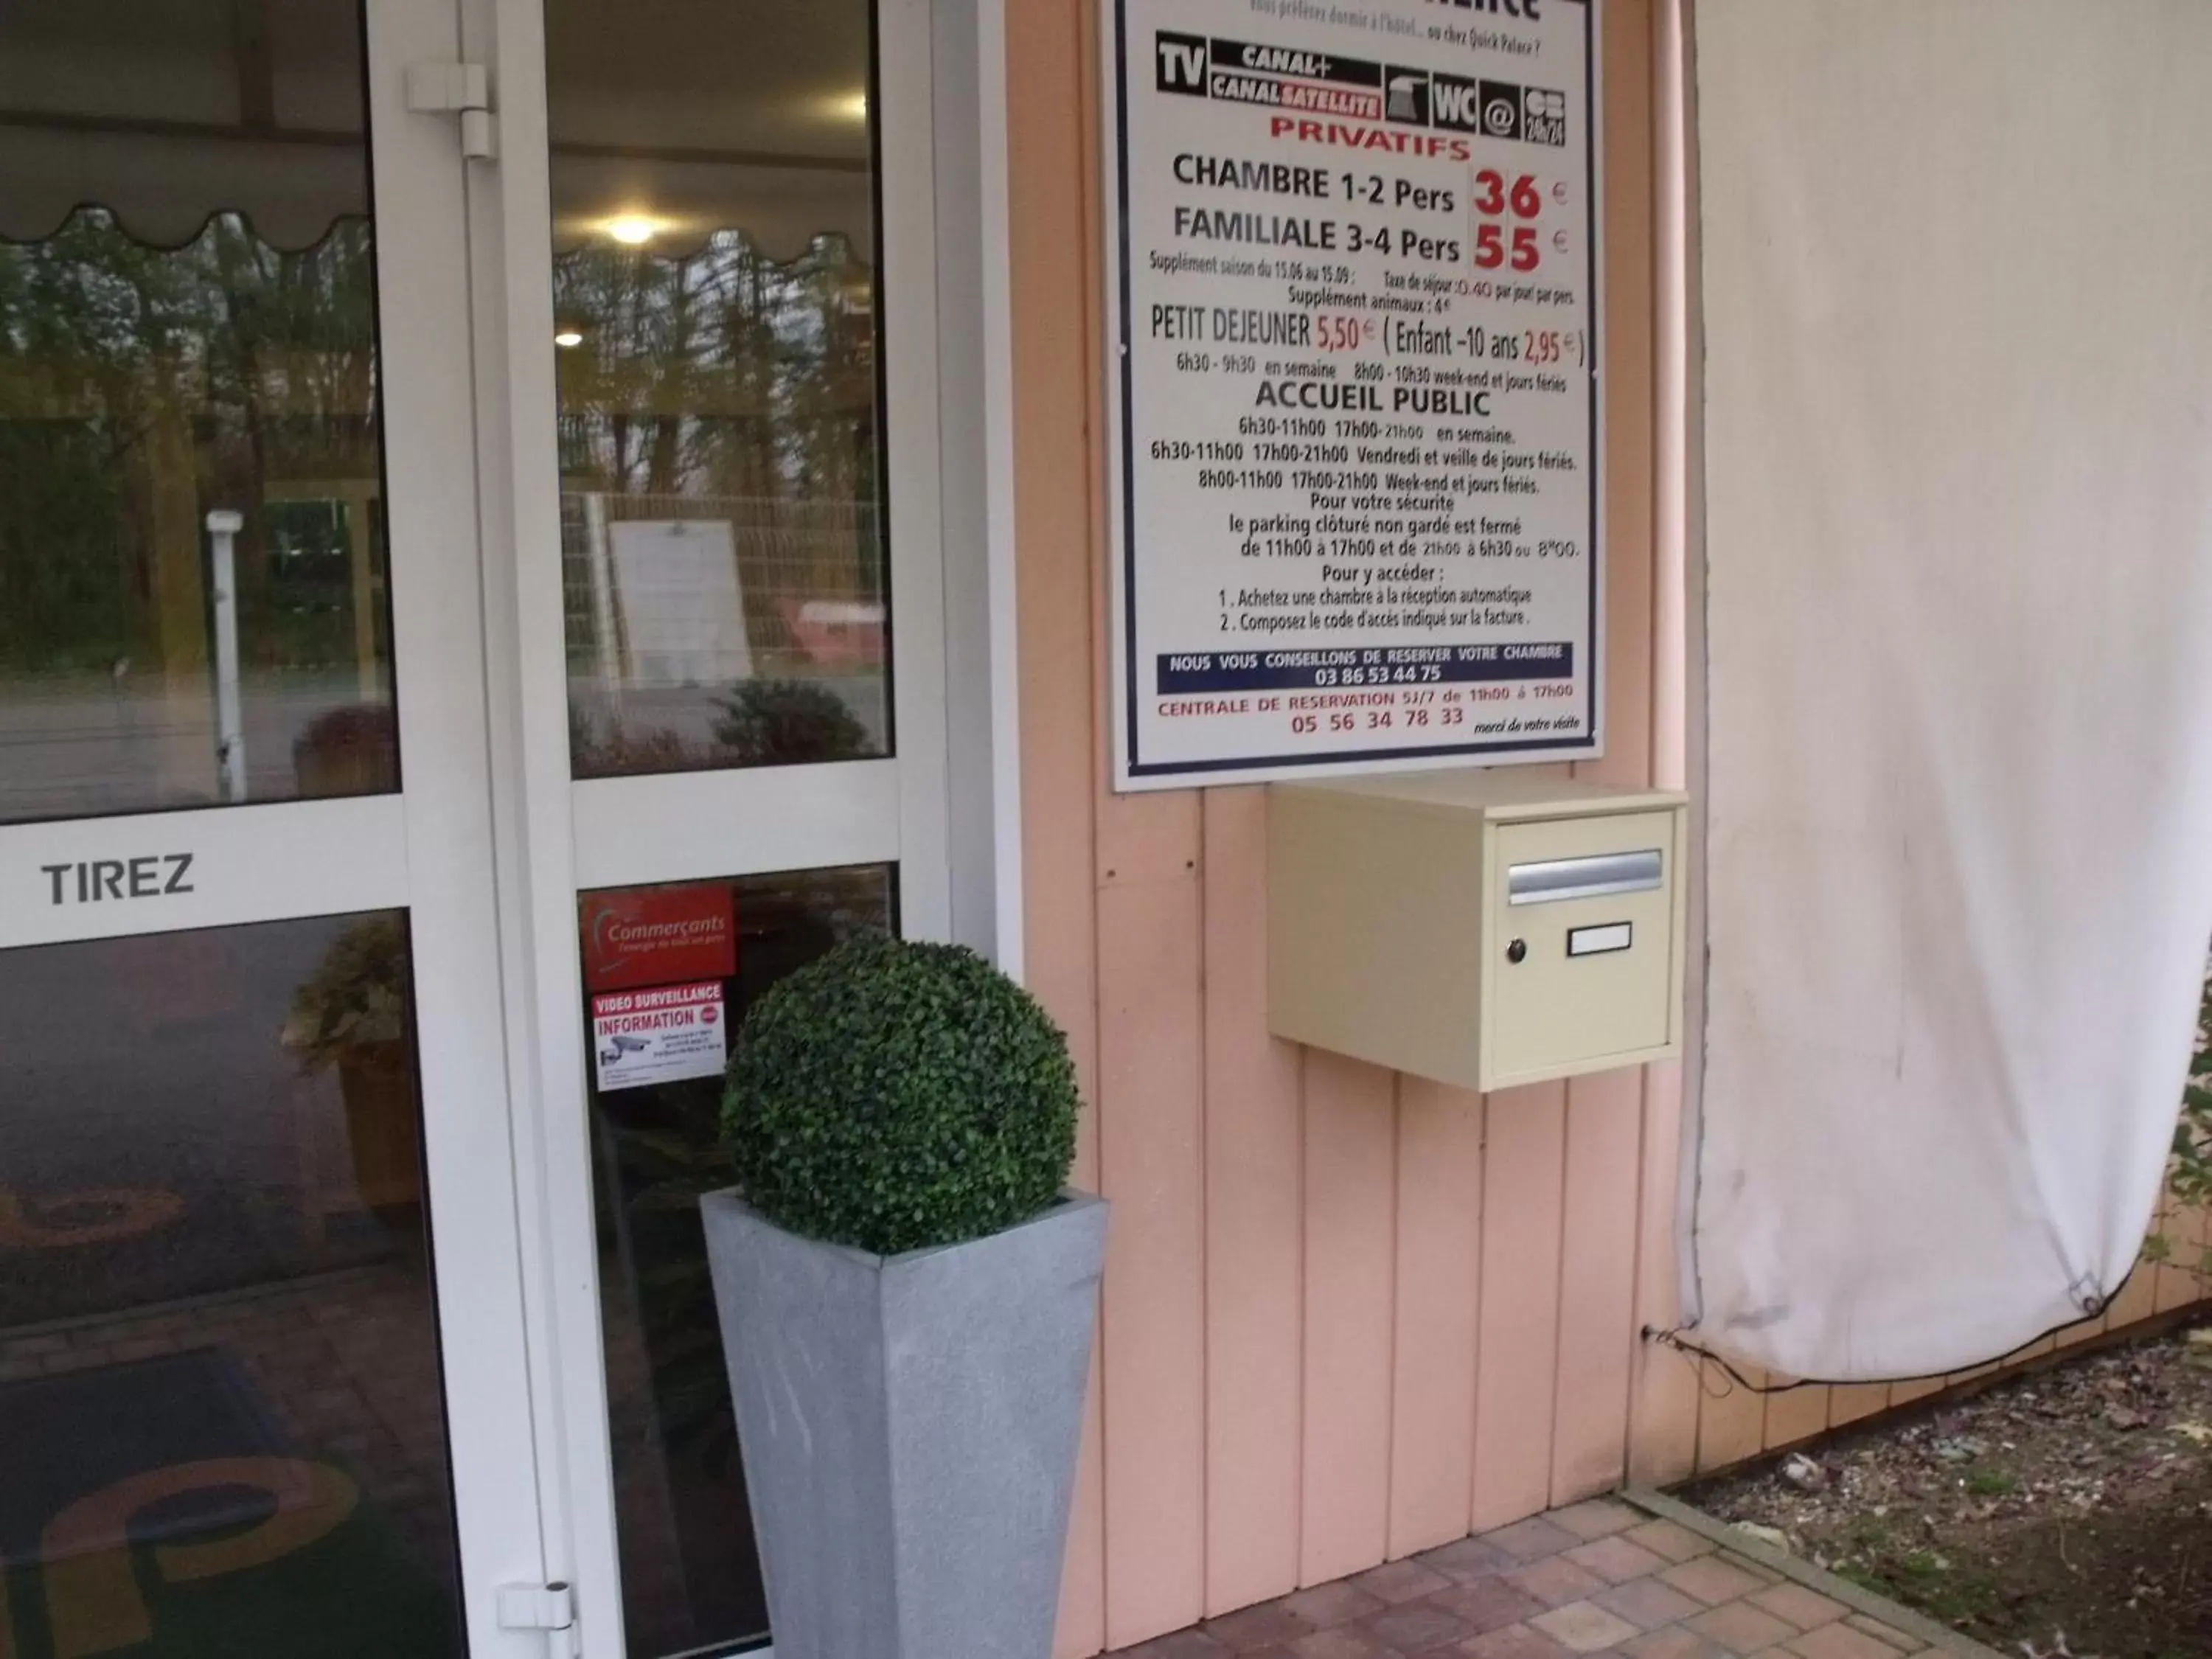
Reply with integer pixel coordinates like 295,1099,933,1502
1106,0,1602,787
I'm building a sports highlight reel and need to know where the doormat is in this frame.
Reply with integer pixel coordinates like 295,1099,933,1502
0,1349,291,1563
0,1349,464,1658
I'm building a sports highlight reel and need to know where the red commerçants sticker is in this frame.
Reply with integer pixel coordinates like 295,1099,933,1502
581,886,737,993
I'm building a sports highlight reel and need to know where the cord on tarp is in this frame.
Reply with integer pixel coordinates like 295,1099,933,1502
1642,1275,2127,1402
1641,1326,1809,1399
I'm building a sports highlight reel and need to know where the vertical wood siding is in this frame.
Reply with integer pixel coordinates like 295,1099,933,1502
1199,788,1305,1612
1386,1077,1484,1557
1007,3,2208,1650
1017,5,1674,1646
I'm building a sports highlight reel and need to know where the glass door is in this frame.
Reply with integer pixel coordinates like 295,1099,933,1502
0,2,550,1655
465,0,953,1651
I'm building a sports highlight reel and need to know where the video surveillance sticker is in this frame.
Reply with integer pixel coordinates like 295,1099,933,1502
591,981,728,1093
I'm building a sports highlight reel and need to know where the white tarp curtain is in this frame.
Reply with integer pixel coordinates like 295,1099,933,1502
1692,0,2212,1382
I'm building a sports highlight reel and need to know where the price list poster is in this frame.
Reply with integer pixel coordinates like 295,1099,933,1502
1105,0,1602,788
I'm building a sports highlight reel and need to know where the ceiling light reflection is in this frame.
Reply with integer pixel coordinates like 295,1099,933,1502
602,215,664,246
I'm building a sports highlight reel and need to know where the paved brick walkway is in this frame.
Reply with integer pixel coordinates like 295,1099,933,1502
1104,1493,1991,1659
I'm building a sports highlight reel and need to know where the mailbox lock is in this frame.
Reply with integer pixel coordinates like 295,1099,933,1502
1506,939,1529,965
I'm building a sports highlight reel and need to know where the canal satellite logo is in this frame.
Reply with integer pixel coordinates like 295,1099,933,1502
1154,30,1567,148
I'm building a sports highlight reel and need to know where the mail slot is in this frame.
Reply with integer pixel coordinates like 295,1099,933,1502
1267,771,1689,1092
1508,850,1665,906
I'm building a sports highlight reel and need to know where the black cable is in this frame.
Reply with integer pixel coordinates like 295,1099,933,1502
1640,1266,2155,1399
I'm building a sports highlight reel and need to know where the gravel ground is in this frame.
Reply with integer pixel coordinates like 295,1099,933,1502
1687,1320,2212,1659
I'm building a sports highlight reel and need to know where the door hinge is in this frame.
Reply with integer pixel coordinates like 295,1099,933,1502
406,61,498,160
498,1581,578,1658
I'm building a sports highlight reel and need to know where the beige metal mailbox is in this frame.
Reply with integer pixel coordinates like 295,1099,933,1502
1267,772,1688,1093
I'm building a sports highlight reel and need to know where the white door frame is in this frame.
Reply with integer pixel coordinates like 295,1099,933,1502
455,0,962,1650
4,0,1016,1649
0,1,549,1651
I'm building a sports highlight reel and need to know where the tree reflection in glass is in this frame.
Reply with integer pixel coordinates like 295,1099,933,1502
0,209,393,822
554,232,889,778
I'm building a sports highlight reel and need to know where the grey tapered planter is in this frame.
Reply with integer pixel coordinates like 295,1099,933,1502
702,1188,1107,1659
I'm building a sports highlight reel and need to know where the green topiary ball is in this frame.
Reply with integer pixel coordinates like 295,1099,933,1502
723,933,1080,1256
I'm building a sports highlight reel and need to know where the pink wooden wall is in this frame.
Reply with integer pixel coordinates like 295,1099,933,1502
1004,1,2208,1651
1010,4,1678,1648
